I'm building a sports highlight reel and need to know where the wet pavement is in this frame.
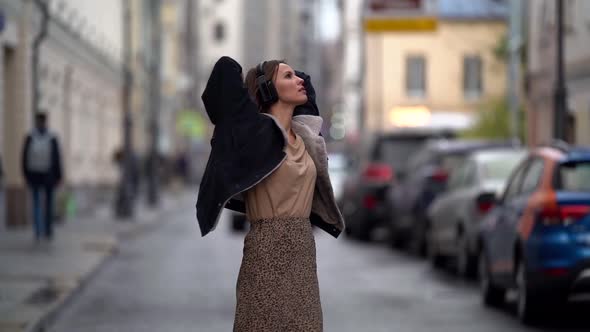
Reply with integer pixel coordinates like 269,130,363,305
47,208,590,332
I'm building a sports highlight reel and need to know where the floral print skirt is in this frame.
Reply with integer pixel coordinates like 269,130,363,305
233,216,322,332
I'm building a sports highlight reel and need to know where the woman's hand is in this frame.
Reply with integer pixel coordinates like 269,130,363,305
294,70,319,117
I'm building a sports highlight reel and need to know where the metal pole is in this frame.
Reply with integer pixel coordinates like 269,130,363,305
507,0,522,142
554,0,568,141
32,0,49,119
185,0,193,109
147,0,161,206
377,33,386,134
116,0,135,218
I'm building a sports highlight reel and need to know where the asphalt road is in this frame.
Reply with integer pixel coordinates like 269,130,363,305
48,208,590,332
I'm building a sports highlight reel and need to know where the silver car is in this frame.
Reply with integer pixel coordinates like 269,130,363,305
426,148,526,277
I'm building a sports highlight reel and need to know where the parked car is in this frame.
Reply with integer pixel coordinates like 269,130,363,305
341,128,454,241
388,139,515,251
478,143,590,324
426,148,526,276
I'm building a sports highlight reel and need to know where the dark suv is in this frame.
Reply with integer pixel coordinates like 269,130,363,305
340,129,454,241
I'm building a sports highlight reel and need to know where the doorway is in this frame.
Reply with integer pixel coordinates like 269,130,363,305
0,46,14,230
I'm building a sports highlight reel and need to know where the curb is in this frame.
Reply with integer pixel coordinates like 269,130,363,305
22,196,182,332
24,243,118,332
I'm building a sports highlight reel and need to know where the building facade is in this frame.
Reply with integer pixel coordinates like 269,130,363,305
0,0,123,227
526,0,590,146
363,0,508,134
196,0,243,98
340,0,365,142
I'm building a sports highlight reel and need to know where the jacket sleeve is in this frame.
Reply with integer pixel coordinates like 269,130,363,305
201,56,258,125
294,70,320,117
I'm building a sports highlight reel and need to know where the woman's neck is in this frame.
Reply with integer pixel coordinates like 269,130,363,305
269,102,296,141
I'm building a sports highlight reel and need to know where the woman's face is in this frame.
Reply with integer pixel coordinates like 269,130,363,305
272,63,307,106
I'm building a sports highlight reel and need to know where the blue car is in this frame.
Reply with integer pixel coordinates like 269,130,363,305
479,143,590,324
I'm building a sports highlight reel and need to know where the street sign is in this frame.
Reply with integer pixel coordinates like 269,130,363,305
365,17,437,32
364,0,437,32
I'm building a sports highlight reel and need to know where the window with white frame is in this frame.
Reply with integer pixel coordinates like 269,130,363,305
405,55,426,98
463,55,483,100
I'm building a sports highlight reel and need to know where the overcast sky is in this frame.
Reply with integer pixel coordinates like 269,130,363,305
319,0,341,41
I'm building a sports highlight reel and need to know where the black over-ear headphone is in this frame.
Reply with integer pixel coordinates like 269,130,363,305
255,61,278,107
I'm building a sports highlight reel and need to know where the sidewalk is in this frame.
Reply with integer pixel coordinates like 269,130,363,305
0,190,193,332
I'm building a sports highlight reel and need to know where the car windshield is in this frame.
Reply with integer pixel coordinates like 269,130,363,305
557,161,590,192
479,151,526,181
373,137,427,169
441,154,467,171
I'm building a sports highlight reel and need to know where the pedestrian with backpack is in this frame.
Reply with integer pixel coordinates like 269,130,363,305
22,112,63,242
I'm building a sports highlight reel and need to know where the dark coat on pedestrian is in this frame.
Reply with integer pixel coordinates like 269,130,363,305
196,56,345,237
22,130,63,188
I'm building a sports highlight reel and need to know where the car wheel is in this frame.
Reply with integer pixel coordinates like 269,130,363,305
344,225,352,235
427,233,446,268
479,251,505,307
516,259,543,325
456,233,477,279
231,214,247,232
409,221,426,256
388,224,404,249
357,224,372,242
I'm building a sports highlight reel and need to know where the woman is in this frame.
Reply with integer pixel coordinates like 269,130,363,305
197,56,344,331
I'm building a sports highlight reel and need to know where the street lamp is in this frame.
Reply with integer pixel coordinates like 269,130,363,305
115,0,136,218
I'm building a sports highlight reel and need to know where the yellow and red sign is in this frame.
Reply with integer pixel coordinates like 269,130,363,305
364,0,438,32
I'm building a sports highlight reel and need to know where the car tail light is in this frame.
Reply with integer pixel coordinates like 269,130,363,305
475,192,496,214
542,267,569,277
539,205,590,226
477,201,494,214
363,163,394,183
363,194,377,209
429,168,448,183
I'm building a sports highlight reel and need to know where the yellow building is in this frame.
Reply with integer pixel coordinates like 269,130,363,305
363,2,508,133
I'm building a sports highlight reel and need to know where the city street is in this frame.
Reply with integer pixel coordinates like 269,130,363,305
47,207,590,332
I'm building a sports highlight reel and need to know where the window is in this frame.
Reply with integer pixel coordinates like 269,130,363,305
502,160,528,202
521,159,544,193
556,161,590,192
462,161,478,187
463,55,482,99
405,55,426,98
565,0,576,33
213,22,225,42
448,161,470,191
373,137,426,169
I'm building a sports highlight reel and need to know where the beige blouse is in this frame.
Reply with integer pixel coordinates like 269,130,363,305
245,132,317,220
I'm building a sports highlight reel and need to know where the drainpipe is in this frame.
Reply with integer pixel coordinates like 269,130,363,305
32,0,50,119
553,0,568,141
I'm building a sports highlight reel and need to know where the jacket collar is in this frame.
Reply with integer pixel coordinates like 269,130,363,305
261,113,323,139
